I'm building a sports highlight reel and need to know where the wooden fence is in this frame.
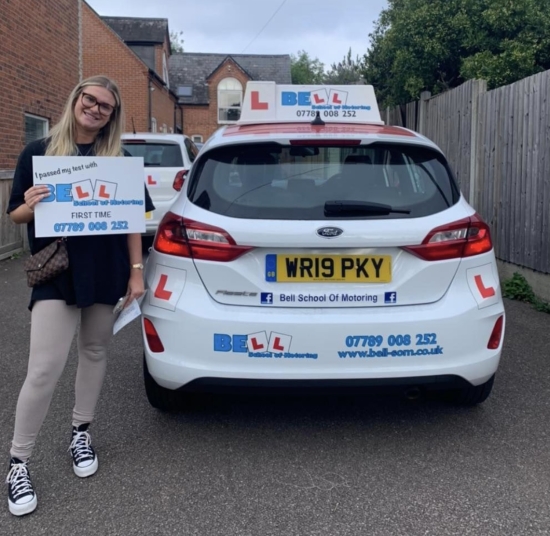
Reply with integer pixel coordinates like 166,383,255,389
0,171,25,260
387,70,550,274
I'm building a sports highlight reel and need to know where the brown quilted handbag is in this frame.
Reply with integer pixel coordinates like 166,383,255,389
24,239,69,287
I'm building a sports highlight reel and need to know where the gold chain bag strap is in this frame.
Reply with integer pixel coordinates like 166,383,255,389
24,238,69,287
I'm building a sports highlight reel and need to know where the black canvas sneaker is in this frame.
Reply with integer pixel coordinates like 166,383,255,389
69,424,98,478
6,457,37,516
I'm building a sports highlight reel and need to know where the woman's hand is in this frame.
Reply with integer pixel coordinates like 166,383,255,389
126,269,145,307
24,185,51,211
10,185,51,224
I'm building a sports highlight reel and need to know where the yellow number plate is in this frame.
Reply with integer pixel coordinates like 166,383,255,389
265,254,392,283
145,211,153,220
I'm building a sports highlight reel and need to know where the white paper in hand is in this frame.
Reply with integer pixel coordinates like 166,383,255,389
113,297,142,335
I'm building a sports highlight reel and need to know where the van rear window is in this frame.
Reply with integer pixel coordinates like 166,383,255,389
122,142,183,168
187,142,459,220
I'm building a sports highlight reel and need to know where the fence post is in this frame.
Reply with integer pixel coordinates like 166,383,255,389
417,91,431,134
0,170,26,260
469,80,488,207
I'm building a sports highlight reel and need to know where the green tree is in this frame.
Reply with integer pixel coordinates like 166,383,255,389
170,30,184,54
290,50,325,84
324,48,366,84
364,0,550,107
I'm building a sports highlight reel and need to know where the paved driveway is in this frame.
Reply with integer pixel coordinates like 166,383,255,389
0,256,549,535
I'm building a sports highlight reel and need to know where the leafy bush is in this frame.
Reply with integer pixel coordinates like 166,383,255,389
502,272,550,314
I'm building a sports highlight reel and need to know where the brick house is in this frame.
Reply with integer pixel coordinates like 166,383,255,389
0,0,80,170
169,53,292,143
0,0,80,257
82,6,181,134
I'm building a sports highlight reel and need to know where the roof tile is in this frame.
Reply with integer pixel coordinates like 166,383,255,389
102,16,168,44
169,53,292,105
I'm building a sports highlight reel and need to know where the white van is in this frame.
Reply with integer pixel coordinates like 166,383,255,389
122,133,200,235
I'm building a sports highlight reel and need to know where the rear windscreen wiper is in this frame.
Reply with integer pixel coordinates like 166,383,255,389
324,200,411,216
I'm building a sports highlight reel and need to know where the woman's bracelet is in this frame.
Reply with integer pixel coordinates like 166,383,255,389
25,203,34,212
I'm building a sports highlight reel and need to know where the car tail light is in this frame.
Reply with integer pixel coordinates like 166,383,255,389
487,316,504,349
154,212,254,262
172,170,188,192
403,213,492,261
143,318,164,353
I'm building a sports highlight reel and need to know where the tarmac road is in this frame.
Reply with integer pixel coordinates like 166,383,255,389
0,255,549,536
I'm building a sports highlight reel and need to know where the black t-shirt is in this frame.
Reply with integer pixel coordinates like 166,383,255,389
8,138,155,309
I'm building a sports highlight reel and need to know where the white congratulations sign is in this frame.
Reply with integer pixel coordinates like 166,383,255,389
32,156,146,238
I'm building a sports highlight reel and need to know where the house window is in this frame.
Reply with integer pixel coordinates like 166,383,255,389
151,118,157,133
25,114,48,145
192,135,203,143
218,77,242,123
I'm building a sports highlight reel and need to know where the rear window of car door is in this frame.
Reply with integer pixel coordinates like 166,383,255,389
122,142,184,168
187,142,459,220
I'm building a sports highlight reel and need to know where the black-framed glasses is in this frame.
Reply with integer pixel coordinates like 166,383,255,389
81,92,116,116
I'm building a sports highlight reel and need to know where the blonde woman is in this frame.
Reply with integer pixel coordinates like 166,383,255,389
5,75,154,516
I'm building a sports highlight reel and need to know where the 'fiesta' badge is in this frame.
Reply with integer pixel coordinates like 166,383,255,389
317,227,343,238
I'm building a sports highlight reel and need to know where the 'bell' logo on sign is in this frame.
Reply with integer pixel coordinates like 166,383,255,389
71,180,94,201
93,180,117,202
329,89,348,105
247,331,269,352
268,332,292,353
311,89,328,105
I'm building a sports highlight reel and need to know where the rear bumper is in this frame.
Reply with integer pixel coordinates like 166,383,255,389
172,375,475,396
142,253,506,391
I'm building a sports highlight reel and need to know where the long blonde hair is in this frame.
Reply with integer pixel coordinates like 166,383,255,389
45,75,124,157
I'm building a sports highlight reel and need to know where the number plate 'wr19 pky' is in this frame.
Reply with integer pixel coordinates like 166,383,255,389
265,254,392,283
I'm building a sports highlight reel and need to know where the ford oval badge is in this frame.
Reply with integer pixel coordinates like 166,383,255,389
317,227,343,239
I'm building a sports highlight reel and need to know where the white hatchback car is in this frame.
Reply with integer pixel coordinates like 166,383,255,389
122,133,199,235
141,82,506,410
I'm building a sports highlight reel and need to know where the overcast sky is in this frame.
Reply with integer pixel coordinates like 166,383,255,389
86,0,388,69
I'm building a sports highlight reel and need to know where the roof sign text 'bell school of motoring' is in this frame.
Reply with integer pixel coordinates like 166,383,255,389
238,82,384,126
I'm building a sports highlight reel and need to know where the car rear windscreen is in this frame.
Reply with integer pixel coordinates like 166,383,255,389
188,142,460,219
122,142,183,168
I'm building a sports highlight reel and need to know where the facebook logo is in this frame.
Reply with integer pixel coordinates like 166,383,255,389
384,292,397,304
261,293,274,305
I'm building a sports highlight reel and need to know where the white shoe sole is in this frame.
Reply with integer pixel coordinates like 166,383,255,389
73,456,98,478
8,494,37,516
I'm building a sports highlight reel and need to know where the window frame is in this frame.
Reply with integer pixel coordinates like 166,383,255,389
217,77,243,125
163,52,170,89
24,113,49,145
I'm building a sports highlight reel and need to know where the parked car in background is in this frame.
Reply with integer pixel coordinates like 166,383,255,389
122,133,200,235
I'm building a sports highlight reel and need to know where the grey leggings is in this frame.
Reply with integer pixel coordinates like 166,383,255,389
11,300,116,461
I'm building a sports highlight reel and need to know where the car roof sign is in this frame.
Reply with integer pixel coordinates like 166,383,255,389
237,81,384,126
